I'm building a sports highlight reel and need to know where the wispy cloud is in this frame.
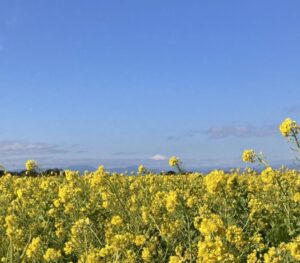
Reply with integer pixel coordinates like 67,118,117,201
168,125,277,141
151,154,168,161
168,130,202,141
0,141,69,155
206,125,277,139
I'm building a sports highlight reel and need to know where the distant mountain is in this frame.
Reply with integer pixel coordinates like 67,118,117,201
64,165,97,173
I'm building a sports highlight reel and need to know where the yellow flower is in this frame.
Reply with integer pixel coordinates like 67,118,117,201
142,247,152,262
134,235,146,246
53,199,60,207
199,214,225,237
279,118,298,137
242,149,256,163
84,249,102,263
141,206,149,224
98,245,113,257
47,208,55,216
197,236,234,262
165,191,178,212
169,156,181,167
97,165,105,173
138,165,146,174
247,251,259,263
65,170,78,181
101,192,109,208
55,222,64,238
186,196,197,208
264,247,282,263
64,241,74,255
175,244,183,256
64,203,75,213
169,255,182,263
25,160,38,171
5,215,16,237
111,215,123,225
204,170,225,194
125,249,137,262
43,248,61,262
292,192,300,202
226,225,245,249
287,236,300,260
26,237,42,258
16,189,24,198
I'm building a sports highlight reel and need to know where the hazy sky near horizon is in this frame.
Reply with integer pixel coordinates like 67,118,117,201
1,0,300,169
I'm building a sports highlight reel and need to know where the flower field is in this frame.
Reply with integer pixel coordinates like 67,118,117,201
0,167,300,262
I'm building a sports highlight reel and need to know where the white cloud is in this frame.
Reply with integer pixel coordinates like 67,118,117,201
206,125,277,139
0,141,68,155
168,125,277,141
151,154,168,161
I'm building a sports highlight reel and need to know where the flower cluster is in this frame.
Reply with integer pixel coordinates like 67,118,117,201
25,160,38,171
279,118,298,137
242,149,256,163
169,156,181,167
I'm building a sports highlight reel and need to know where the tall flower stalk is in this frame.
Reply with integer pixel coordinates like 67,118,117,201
169,156,184,173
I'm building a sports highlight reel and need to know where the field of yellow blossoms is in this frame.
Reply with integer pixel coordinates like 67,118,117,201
0,118,299,262
1,167,300,263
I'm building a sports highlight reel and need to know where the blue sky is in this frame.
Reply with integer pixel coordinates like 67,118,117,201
1,0,300,170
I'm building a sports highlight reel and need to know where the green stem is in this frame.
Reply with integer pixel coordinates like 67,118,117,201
176,163,183,174
187,218,192,262
256,156,269,167
291,130,300,149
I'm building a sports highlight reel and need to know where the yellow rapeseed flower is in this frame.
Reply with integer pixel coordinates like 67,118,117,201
279,118,298,137
63,241,74,255
142,247,152,262
242,149,256,163
199,214,225,237
43,248,61,262
169,156,180,167
138,165,146,174
169,255,182,263
111,215,123,226
225,225,245,249
26,237,42,258
287,236,300,260
134,235,146,246
25,160,38,171
165,191,178,212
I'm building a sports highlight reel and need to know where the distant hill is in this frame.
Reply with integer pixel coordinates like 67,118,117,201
64,165,97,173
